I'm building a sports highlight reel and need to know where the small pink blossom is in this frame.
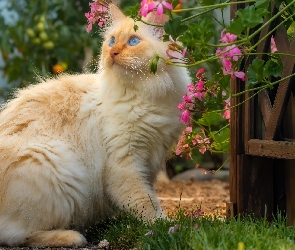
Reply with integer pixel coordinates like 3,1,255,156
226,45,242,61
168,224,179,233
139,0,157,17
139,0,173,17
186,126,192,133
222,59,245,81
180,109,190,124
155,0,173,15
196,68,205,77
221,29,237,43
271,36,278,53
223,101,230,122
145,230,154,236
196,81,204,91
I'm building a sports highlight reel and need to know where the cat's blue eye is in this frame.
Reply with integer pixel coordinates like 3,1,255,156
109,37,116,47
128,36,140,46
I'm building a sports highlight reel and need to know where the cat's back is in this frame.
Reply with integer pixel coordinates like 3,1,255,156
0,73,97,137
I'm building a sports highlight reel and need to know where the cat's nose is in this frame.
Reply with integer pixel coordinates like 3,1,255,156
110,49,120,59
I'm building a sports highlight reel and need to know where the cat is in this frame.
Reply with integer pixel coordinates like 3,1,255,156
0,4,191,247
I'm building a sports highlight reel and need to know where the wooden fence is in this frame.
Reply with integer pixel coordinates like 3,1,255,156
227,1,295,225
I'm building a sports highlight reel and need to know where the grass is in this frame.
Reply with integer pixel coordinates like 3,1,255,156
85,209,295,250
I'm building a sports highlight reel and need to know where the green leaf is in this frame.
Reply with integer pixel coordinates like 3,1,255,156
213,128,230,144
255,0,270,9
198,112,222,126
264,59,283,78
226,18,245,36
247,58,265,83
236,5,269,28
163,16,188,41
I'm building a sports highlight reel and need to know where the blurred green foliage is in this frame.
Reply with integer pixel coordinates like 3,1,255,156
0,0,104,92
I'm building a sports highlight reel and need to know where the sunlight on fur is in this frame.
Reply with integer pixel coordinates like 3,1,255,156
0,4,191,247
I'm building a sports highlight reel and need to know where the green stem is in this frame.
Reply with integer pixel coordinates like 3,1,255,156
248,11,295,52
231,71,295,97
247,52,295,57
164,54,220,67
181,6,221,23
172,0,254,13
247,0,295,44
215,123,230,134
139,18,163,27
214,157,229,172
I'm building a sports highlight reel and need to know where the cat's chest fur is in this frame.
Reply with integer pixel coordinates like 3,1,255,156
93,79,181,168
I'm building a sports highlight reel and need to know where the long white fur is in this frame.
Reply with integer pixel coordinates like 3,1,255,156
0,5,191,247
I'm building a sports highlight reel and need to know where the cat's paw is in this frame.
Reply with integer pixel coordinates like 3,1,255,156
25,230,87,247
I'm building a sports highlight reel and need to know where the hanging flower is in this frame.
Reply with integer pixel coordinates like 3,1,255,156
139,0,173,17
85,0,109,32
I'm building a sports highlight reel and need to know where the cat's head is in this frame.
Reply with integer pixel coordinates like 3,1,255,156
99,4,190,98
99,5,168,76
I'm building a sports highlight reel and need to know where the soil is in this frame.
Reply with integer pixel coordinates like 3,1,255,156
155,177,230,218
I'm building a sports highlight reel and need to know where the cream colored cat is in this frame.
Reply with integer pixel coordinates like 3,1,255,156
0,4,190,247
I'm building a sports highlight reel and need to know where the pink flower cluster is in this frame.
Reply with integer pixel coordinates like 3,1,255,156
177,68,207,124
85,0,108,32
216,29,245,81
176,126,211,158
139,0,173,17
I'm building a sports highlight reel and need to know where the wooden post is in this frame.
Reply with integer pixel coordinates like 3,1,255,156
284,96,295,225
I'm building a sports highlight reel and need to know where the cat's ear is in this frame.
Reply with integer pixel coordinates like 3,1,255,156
109,4,126,23
143,11,168,39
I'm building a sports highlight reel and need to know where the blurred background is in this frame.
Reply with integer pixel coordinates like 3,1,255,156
0,0,229,178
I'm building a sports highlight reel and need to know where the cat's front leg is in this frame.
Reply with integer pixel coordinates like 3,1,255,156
104,166,165,221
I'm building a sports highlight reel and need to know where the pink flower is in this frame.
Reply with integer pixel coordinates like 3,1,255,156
180,110,190,124
139,0,157,17
154,0,173,15
166,49,186,60
139,0,173,17
226,45,242,61
196,81,204,91
166,35,187,62
186,126,193,133
221,29,237,43
145,230,154,236
222,59,245,81
223,101,230,122
271,36,278,53
168,224,179,233
196,68,205,77
217,30,245,80
85,1,108,32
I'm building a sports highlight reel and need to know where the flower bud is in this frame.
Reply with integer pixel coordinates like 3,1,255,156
149,54,160,74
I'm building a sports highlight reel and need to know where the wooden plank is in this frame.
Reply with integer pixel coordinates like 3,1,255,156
264,26,295,140
283,96,295,225
258,90,272,128
248,139,295,159
226,202,236,219
285,164,295,225
237,155,274,219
